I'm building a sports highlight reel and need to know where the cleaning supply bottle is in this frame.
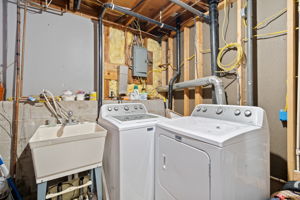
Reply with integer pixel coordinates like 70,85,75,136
130,85,140,100
0,82,5,101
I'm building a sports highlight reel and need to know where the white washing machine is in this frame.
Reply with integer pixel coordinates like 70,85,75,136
99,103,166,200
155,104,270,200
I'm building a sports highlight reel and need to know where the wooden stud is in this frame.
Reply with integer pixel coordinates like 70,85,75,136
161,40,167,87
104,79,110,99
294,171,300,181
195,21,203,105
183,27,190,116
10,1,22,176
287,0,297,181
20,0,28,96
237,0,246,105
125,0,149,26
69,0,74,11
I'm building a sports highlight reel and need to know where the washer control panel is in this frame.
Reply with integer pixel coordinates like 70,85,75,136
101,103,147,117
191,104,265,127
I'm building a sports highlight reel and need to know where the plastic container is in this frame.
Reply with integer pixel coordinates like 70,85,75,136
130,85,140,100
76,93,85,101
0,83,5,101
90,92,97,101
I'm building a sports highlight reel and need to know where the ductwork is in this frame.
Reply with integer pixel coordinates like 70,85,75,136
157,76,226,105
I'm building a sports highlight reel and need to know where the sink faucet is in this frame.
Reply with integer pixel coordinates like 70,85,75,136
57,111,77,137
64,111,78,125
67,111,73,124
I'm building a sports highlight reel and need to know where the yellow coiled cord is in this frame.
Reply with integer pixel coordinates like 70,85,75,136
217,42,244,72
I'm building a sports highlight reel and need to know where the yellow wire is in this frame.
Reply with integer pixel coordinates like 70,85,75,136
217,0,244,72
217,43,244,72
253,8,287,30
221,0,228,45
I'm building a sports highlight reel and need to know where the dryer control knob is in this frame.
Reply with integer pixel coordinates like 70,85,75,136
114,107,118,111
234,109,241,116
139,105,143,109
216,107,223,115
134,105,138,110
107,107,112,111
124,106,129,111
244,110,252,117
202,107,207,112
196,107,201,112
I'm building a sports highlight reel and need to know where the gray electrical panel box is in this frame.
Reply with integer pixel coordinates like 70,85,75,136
132,45,148,77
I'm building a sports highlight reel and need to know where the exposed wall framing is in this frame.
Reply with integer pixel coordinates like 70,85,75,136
287,0,297,181
236,0,245,105
195,20,204,105
183,27,190,116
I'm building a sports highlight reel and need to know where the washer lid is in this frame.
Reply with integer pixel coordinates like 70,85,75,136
157,116,261,147
111,113,159,122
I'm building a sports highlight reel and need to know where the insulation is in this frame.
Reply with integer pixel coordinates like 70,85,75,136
109,27,125,64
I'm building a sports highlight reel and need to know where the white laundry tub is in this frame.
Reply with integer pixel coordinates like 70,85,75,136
29,122,107,183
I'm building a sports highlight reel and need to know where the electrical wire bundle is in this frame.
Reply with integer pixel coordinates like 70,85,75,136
217,0,244,73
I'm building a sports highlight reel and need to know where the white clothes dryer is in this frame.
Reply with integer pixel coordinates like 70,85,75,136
155,104,270,200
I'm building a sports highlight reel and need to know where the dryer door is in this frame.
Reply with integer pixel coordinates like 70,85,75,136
157,135,211,200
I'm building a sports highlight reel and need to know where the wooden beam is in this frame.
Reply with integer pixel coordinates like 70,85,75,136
178,0,238,31
195,20,203,105
237,0,245,105
287,0,297,181
124,0,150,26
146,0,208,33
183,27,190,116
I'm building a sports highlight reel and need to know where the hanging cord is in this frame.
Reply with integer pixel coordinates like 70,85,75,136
217,0,244,72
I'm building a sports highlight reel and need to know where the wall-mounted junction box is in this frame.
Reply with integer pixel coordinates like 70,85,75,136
118,65,128,96
132,45,148,78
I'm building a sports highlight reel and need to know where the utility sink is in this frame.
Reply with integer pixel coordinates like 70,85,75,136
29,122,107,183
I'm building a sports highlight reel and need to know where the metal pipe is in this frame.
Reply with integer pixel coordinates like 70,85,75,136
103,3,177,31
157,76,226,105
208,0,220,76
247,0,254,106
169,0,210,23
96,7,106,121
168,22,181,109
208,0,220,104
75,0,82,11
